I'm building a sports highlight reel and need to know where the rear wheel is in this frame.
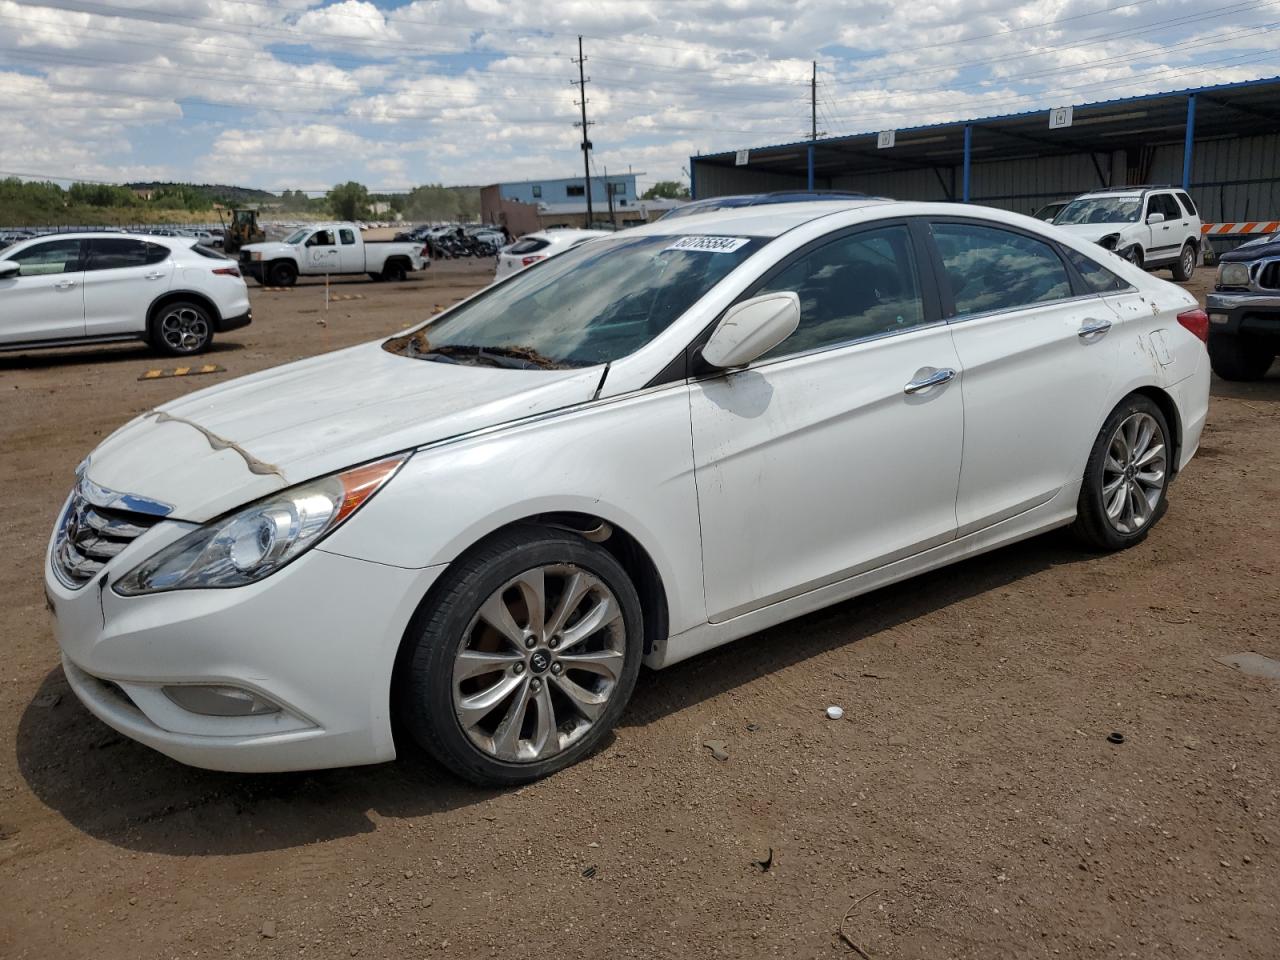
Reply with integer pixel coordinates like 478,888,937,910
150,300,213,356
1208,332,1275,381
381,261,408,283
1171,242,1196,281
268,260,297,287
397,526,644,786
1073,395,1171,551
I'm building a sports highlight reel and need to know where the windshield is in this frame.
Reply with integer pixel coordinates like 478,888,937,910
284,229,310,244
1054,197,1141,225
385,233,765,369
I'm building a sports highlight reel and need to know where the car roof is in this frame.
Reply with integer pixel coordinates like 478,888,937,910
621,198,892,238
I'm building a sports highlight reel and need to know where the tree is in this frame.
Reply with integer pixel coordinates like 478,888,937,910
642,180,690,200
327,181,370,220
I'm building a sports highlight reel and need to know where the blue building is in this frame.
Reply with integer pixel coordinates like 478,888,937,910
496,174,637,208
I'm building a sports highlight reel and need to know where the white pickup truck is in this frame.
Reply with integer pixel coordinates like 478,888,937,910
239,223,427,287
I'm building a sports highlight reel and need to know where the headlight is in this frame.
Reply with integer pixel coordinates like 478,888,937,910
1218,262,1251,287
251,251,263,261
1098,234,1120,251
114,454,407,595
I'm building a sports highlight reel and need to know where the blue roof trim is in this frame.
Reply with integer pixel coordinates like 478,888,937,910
698,75,1280,161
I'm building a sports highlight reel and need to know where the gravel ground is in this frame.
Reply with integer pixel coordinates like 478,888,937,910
1,263,1277,960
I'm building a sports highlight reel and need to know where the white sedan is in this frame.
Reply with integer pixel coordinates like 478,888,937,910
494,228,609,281
45,200,1209,785
1,233,251,355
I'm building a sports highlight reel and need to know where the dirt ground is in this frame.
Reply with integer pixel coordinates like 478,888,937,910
1,262,1277,960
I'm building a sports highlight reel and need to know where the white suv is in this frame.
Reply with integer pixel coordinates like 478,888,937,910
0,233,252,356
1053,186,1202,280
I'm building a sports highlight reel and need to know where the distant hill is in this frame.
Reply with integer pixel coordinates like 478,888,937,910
124,182,277,203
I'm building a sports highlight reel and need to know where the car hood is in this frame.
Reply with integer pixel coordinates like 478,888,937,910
1220,235,1280,262
240,241,296,258
83,342,605,522
1053,223,1130,243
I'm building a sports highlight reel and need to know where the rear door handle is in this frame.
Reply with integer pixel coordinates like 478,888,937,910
1078,318,1113,340
904,367,956,394
144,272,166,280
54,279,76,290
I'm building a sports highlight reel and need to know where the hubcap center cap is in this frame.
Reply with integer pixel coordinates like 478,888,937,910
529,649,552,674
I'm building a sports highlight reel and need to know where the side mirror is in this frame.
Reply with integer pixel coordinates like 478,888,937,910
1147,212,1165,225
702,292,801,369
0,261,19,280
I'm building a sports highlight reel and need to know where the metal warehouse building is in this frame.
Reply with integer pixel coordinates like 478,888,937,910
690,77,1279,247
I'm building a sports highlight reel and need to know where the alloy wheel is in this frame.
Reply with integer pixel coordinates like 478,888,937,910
451,564,627,763
159,306,210,353
1181,245,1195,277
1101,411,1166,535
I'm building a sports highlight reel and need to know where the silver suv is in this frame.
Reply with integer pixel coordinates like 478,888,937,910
1053,186,1202,281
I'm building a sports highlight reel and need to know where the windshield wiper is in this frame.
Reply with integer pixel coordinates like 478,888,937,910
384,333,572,369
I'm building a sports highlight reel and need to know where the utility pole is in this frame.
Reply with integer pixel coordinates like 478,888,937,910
811,60,817,141
572,36,595,228
604,164,617,229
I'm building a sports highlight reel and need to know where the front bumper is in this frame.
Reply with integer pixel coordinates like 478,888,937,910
46,529,443,773
1206,291,1280,341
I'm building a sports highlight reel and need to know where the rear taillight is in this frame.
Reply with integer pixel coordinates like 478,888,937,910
212,266,240,278
421,245,430,256
521,255,546,267
1176,308,1209,344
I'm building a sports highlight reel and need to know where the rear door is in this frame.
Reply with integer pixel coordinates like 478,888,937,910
927,219,1121,535
337,228,363,272
0,238,85,344
82,238,174,336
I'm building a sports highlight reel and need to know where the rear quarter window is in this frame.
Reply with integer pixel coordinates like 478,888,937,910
1064,248,1130,294
507,238,550,254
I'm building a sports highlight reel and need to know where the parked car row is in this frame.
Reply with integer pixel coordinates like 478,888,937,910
44,197,1211,786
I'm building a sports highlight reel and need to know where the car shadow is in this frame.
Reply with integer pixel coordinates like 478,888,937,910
1210,365,1280,401
0,340,244,372
16,529,1095,857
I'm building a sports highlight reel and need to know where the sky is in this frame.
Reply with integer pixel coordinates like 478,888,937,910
0,0,1277,195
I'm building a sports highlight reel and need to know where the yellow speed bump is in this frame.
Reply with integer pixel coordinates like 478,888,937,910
139,363,225,381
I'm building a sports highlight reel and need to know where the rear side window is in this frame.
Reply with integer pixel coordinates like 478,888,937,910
191,244,231,260
1176,192,1198,217
86,239,168,270
339,229,356,245
1064,248,1130,294
756,224,926,358
8,239,82,275
932,223,1072,317
507,237,550,254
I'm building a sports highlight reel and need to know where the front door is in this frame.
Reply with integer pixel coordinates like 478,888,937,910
304,229,339,273
82,238,175,336
337,228,363,273
690,222,964,622
926,220,1121,534
0,238,85,344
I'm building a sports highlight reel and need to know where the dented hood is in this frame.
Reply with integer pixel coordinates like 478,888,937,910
1053,223,1128,244
84,341,604,521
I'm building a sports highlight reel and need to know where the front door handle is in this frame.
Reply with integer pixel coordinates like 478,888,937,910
144,272,166,280
1078,318,1113,340
54,279,77,290
904,367,956,394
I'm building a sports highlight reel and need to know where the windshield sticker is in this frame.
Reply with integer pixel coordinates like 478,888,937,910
664,235,750,254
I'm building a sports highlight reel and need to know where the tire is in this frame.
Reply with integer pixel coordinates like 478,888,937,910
1122,244,1144,269
368,272,384,282
1208,332,1275,381
397,525,644,786
381,261,408,283
268,260,297,287
1171,242,1196,282
1072,394,1171,551
149,300,213,356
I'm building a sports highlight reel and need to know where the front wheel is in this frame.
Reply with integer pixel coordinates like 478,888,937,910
1208,332,1275,381
1072,395,1171,551
1122,244,1144,269
268,260,297,287
150,301,213,356
397,526,644,786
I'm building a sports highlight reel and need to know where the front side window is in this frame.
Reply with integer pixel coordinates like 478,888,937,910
339,229,356,245
755,224,926,359
1065,247,1130,294
307,231,335,247
7,239,82,276
85,238,167,271
1148,194,1181,221
1054,197,1141,225
932,223,1072,317
385,233,765,368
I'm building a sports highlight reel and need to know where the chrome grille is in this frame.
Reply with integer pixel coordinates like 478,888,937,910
52,475,172,589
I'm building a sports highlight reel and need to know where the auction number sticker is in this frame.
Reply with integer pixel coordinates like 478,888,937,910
664,235,750,254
